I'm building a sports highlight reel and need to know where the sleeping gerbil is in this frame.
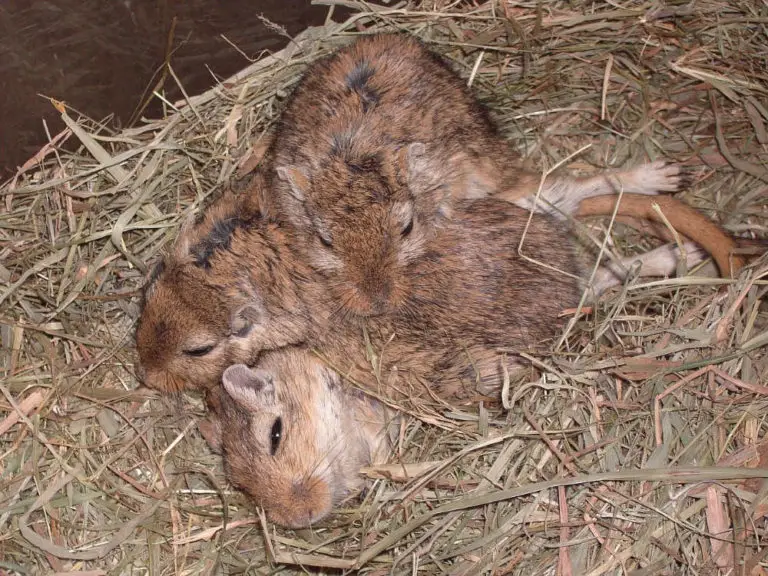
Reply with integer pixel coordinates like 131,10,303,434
135,173,315,393
207,238,702,529
267,33,689,317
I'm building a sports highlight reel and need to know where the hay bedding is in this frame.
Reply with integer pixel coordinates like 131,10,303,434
1,0,767,573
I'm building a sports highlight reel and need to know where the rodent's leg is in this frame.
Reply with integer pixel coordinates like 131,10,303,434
509,161,681,220
450,347,524,398
588,241,706,297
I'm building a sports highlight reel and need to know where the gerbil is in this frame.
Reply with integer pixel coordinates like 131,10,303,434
267,34,683,317
135,178,739,525
135,172,313,392
204,241,704,530
208,349,396,528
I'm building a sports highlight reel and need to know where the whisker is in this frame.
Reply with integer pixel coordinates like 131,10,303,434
302,428,355,496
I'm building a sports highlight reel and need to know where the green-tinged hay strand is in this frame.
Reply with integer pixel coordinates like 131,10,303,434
1,1,767,574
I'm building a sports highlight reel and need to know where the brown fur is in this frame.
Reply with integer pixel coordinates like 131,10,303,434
135,173,313,392
265,34,704,318
136,172,583,398
210,349,395,528
315,197,583,400
135,167,745,397
266,34,536,317
135,177,744,526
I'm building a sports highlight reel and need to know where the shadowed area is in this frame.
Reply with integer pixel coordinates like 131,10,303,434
0,0,333,178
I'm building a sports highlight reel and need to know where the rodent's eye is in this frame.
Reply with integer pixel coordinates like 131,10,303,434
401,218,414,237
183,344,214,357
318,232,333,248
270,417,283,455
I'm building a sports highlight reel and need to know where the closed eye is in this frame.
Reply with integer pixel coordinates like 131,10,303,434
401,218,413,237
183,344,215,357
318,232,333,247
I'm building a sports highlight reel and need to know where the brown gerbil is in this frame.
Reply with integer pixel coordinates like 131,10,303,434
267,34,686,318
135,174,738,525
137,183,581,397
135,173,314,393
207,241,703,530
205,348,396,529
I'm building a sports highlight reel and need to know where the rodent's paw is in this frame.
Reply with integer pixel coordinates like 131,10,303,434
677,241,708,269
635,161,681,193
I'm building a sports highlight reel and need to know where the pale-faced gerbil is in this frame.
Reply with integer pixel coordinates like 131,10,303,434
267,33,686,316
205,239,702,530
209,348,396,528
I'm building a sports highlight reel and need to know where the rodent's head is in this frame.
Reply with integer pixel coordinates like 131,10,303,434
135,189,312,393
276,142,441,318
215,350,395,528
135,255,253,393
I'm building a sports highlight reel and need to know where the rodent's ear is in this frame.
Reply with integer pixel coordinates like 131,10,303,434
198,416,223,454
230,303,265,337
141,256,167,301
276,165,309,202
222,364,276,410
173,211,197,260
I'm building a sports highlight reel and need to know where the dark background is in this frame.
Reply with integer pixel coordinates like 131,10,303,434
0,0,333,179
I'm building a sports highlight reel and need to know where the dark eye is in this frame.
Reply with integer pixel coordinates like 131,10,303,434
401,218,414,237
318,232,333,247
184,344,214,357
270,417,283,455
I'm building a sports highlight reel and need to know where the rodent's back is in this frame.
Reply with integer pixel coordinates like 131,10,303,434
417,199,581,340
273,34,500,165
314,199,583,399
264,34,530,318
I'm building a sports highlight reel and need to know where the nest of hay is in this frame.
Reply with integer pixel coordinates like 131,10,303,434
1,1,767,574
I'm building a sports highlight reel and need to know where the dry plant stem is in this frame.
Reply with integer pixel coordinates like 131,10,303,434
18,467,171,560
0,390,44,435
523,405,577,475
715,267,768,344
354,467,768,569
654,365,768,447
705,485,734,572
710,91,768,184
558,484,573,576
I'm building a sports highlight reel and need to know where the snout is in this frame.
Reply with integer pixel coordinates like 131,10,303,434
139,366,187,393
342,257,405,317
359,273,393,315
265,477,334,528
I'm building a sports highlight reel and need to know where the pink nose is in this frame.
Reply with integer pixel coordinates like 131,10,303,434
266,477,334,528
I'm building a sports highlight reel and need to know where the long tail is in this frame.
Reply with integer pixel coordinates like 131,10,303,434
576,194,745,278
